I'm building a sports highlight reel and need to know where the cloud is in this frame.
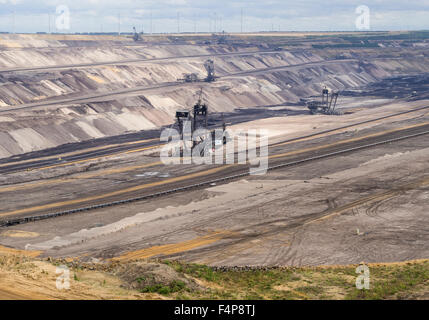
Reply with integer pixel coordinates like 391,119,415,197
0,0,21,4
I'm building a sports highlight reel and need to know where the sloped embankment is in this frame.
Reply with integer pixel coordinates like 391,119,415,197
1,247,427,300
0,35,429,158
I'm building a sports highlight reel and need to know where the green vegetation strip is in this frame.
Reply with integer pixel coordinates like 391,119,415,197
156,260,428,300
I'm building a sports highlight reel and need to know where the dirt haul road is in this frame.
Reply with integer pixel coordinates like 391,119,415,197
1,114,428,267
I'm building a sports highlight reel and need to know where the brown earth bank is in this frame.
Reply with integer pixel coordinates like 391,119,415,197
0,245,427,300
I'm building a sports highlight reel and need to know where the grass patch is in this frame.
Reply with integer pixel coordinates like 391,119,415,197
346,262,429,300
161,260,428,300
139,280,187,295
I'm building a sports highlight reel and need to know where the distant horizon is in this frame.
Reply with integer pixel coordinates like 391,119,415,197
0,1,428,34
1,30,428,35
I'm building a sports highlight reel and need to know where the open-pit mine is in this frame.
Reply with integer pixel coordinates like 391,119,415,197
0,31,428,299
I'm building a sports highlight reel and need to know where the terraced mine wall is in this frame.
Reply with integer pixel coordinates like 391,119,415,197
0,34,428,158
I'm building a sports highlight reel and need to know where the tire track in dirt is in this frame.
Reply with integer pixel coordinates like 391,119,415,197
147,175,429,265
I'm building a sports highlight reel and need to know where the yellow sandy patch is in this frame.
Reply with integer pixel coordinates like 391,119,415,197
0,258,150,300
112,231,234,261
104,66,121,73
2,230,40,238
276,269,352,299
273,284,311,299
33,95,48,101
0,41,23,48
87,74,106,84
0,245,42,258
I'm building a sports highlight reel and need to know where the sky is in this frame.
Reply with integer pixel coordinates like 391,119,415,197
0,0,428,34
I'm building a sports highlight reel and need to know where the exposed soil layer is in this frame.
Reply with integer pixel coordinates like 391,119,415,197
0,33,428,159
0,33,428,272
